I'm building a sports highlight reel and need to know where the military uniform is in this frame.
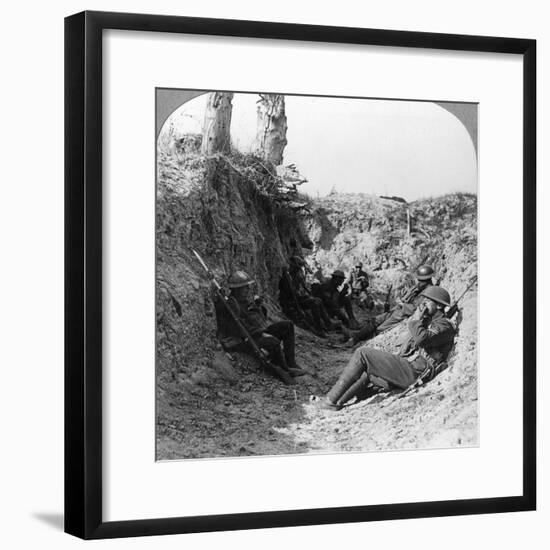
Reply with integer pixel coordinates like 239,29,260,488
214,294,299,372
348,268,369,294
343,280,432,344
326,309,455,406
374,281,429,332
348,267,373,309
279,266,330,334
316,277,358,328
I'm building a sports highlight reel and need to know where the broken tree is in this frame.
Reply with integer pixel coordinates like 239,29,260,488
254,94,287,166
201,92,234,155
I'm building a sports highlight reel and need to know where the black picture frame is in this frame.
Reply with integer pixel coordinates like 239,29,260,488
65,10,537,540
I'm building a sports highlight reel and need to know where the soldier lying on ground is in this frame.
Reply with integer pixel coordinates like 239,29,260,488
347,261,374,310
214,270,307,378
279,256,330,338
313,269,360,329
340,264,436,346
314,285,455,411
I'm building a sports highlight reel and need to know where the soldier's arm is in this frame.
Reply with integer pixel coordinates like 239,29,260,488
407,316,454,348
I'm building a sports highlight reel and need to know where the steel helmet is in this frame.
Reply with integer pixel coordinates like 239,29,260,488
415,265,435,281
421,286,451,307
355,262,363,268
332,269,346,279
227,270,254,289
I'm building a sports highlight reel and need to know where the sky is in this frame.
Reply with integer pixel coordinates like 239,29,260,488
160,92,477,202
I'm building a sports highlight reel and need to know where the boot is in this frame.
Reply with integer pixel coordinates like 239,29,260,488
336,373,370,406
349,322,377,344
313,396,342,411
288,367,308,377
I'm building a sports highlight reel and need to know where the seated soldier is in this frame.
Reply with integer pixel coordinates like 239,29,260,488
315,269,360,329
347,261,374,310
214,270,307,377
341,264,436,345
315,285,455,411
279,256,330,337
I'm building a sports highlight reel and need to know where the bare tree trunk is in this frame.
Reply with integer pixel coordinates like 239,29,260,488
254,94,287,166
201,92,234,155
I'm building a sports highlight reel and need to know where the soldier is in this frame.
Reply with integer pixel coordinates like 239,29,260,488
341,264,436,345
279,256,329,337
347,261,373,310
348,261,369,292
312,261,324,285
315,286,455,411
315,270,360,329
214,270,307,377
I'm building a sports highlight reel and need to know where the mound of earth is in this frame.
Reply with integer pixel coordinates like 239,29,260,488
156,150,316,458
156,151,478,459
305,192,477,305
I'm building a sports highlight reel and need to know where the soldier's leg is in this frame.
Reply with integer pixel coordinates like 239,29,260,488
348,319,377,344
376,304,416,333
310,297,326,331
343,294,356,320
264,321,298,370
359,291,375,310
326,347,416,406
375,310,401,333
319,302,335,330
324,347,367,405
358,347,416,389
336,373,391,405
335,308,351,327
255,333,288,370
303,310,315,329
336,372,370,405
340,294,359,327
300,296,325,332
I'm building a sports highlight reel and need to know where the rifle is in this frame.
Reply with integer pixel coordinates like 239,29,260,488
192,250,295,385
446,275,478,319
398,365,432,399
397,358,451,400
384,284,393,312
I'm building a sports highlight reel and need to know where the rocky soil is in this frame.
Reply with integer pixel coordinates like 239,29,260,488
156,148,478,460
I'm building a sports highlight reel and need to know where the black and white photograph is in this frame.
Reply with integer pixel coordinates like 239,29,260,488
155,89,479,460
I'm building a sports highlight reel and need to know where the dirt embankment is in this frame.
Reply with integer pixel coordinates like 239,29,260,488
156,151,478,460
156,150,314,457
305,193,477,302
